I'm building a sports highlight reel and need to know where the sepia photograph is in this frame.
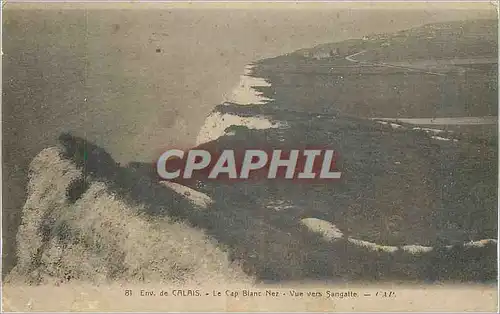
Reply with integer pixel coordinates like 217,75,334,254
1,1,498,312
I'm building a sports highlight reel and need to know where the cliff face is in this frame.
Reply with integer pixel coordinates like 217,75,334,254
6,145,252,286
6,19,498,287
189,18,498,281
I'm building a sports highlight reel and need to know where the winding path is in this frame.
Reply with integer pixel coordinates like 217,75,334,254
345,50,446,76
